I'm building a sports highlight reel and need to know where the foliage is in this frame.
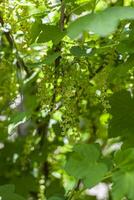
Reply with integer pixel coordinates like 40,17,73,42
1,0,134,199
0,184,25,200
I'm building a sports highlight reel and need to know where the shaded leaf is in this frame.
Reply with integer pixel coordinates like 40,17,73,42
46,179,65,199
12,175,38,197
70,46,92,57
0,184,25,200
108,90,134,137
30,18,42,43
108,56,134,83
117,39,134,54
48,197,64,200
37,25,65,44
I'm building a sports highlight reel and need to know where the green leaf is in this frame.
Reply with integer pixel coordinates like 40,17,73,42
0,184,25,200
0,185,15,194
114,148,134,170
10,112,28,124
8,112,28,134
65,144,108,188
112,148,134,199
30,18,42,43
48,197,64,200
70,46,92,57
70,46,87,56
71,2,93,15
26,52,60,67
44,52,61,65
108,90,134,138
108,56,134,83
112,171,134,200
12,175,38,197
46,179,65,199
68,6,134,38
37,25,65,44
117,39,134,54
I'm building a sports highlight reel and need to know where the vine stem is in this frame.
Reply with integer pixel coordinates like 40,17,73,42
38,1,66,198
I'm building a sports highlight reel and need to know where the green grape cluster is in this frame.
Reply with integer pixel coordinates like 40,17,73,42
58,61,91,140
0,59,18,111
38,65,55,110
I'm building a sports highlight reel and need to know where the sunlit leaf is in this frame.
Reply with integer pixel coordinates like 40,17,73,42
68,7,134,38
65,144,108,188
